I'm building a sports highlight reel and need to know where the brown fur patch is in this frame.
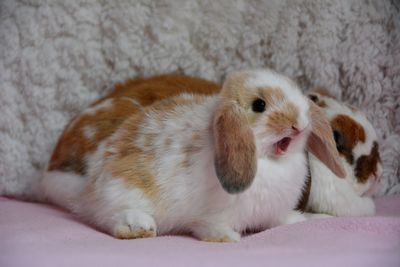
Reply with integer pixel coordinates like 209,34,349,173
152,97,193,113
220,72,249,102
355,142,381,184
63,109,156,201
105,93,211,199
259,87,286,107
105,114,159,200
110,74,220,106
48,75,221,175
107,153,158,199
48,98,140,175
330,114,366,164
266,102,299,134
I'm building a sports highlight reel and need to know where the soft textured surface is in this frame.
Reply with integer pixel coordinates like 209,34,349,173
0,196,399,267
0,0,399,198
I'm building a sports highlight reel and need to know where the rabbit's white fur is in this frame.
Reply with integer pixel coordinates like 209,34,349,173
43,70,325,242
306,92,382,217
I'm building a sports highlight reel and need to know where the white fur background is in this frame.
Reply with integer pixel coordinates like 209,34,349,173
0,0,399,198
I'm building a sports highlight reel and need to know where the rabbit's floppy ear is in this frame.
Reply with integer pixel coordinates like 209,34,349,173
213,102,257,194
213,73,257,194
307,100,346,178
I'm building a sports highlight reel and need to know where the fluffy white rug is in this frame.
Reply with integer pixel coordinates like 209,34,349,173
0,0,399,198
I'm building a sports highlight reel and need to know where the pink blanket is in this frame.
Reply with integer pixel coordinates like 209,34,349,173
1,196,399,267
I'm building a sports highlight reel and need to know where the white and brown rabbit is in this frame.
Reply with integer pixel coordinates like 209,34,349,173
43,69,344,242
296,89,382,217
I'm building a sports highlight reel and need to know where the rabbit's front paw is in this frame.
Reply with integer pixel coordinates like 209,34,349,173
191,223,240,242
111,209,156,239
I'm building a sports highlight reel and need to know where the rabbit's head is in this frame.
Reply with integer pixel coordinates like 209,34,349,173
213,70,345,194
308,89,382,197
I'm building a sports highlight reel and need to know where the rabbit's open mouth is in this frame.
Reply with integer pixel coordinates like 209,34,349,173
274,137,292,155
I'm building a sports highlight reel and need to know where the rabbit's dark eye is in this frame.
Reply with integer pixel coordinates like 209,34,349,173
252,98,266,113
308,94,319,103
333,130,344,148
333,130,340,143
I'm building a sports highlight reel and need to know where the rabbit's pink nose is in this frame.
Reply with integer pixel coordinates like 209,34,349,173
292,126,300,135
